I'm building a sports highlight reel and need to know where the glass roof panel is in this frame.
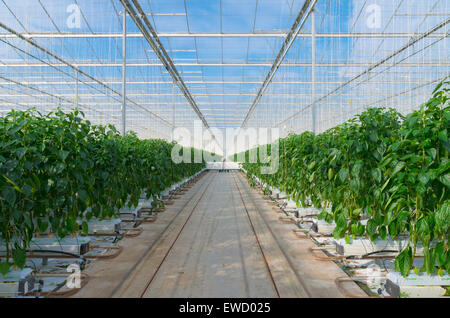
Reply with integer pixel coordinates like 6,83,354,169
0,0,447,141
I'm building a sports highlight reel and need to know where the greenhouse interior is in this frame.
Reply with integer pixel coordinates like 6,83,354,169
0,0,449,302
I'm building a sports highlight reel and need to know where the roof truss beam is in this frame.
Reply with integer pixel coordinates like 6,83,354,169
120,0,211,130
241,0,318,127
0,32,446,38
1,62,448,68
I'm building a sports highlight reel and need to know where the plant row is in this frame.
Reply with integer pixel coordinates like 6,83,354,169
236,81,449,277
0,108,207,274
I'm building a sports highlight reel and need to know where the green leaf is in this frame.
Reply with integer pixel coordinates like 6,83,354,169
22,184,32,197
391,161,405,178
380,177,391,192
82,221,89,235
436,161,450,177
438,173,450,189
435,242,446,267
371,168,382,183
406,115,418,128
417,217,430,235
350,178,360,193
3,175,24,194
78,189,89,203
352,208,363,218
395,246,412,277
356,222,365,236
31,174,41,191
397,210,409,221
12,248,26,269
58,150,70,161
351,223,359,235
432,81,443,94
374,210,385,225
338,168,349,183
445,109,450,121
324,213,333,224
1,187,16,206
422,248,436,274
438,130,448,143
333,214,347,239
336,214,347,229
416,183,427,195
345,234,351,244
66,217,75,233
317,209,328,220
442,140,450,153
366,219,377,237
418,173,430,185
388,221,398,238
379,225,387,240
328,168,334,181
426,148,437,161
351,161,363,178
436,201,450,232
37,219,49,233
446,255,450,274
15,147,27,159
3,160,18,171
0,262,10,276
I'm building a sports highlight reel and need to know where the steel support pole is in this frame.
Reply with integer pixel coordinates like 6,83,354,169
311,9,316,134
172,82,175,141
75,68,78,108
122,11,127,137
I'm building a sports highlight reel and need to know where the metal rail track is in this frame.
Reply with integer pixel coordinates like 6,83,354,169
112,170,308,298
107,170,213,297
230,172,281,298
136,171,217,298
232,171,312,298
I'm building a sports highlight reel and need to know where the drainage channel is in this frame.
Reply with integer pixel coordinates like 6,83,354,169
231,171,312,298
107,170,216,298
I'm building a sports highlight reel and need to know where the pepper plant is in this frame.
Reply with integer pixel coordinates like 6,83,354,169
237,81,449,277
0,109,206,274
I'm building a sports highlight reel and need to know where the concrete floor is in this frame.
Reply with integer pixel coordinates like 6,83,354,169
73,171,365,298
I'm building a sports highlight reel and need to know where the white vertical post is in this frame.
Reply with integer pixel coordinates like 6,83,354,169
75,68,78,108
121,11,127,137
311,9,316,134
172,82,175,141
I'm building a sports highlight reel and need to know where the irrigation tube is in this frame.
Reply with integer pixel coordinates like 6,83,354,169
25,249,87,269
84,245,123,260
309,246,402,262
335,276,387,298
27,273,90,297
